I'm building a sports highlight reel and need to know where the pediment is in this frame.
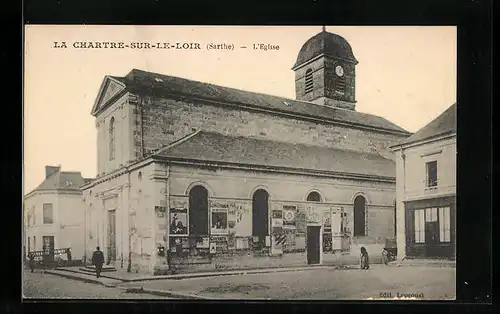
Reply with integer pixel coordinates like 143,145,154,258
91,76,127,116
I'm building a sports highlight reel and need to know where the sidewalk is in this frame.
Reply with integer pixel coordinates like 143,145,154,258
54,264,346,282
43,269,214,299
54,257,455,283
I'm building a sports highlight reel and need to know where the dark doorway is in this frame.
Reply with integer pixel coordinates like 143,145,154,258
354,196,366,236
42,236,55,263
189,185,209,236
252,189,269,248
307,226,321,264
107,210,116,263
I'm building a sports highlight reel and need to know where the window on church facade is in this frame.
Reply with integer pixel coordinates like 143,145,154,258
109,117,115,161
305,68,313,94
353,195,366,236
306,191,321,202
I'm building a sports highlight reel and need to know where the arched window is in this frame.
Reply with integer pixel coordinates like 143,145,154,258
306,191,322,202
252,189,269,248
305,68,313,94
109,117,115,160
189,185,209,236
353,195,367,236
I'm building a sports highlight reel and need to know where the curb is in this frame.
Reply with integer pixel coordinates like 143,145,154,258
120,264,357,282
44,270,120,287
123,286,212,300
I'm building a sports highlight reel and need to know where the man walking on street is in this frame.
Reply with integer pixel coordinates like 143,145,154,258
91,246,105,278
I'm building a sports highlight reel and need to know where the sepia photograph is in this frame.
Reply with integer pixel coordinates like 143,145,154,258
23,25,457,300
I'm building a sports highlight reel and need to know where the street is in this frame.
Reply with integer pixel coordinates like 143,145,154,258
22,270,168,299
22,265,456,300
118,265,456,300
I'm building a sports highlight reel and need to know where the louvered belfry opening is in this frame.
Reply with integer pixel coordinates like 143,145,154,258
305,68,313,94
335,75,346,95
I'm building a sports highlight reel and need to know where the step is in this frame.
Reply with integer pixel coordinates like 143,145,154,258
79,265,117,273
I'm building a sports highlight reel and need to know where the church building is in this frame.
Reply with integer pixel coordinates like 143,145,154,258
82,29,412,274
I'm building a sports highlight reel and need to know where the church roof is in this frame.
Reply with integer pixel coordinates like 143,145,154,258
396,103,456,146
154,131,396,178
110,69,409,135
292,30,358,69
29,171,87,194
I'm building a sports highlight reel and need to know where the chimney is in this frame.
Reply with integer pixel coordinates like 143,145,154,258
45,165,61,178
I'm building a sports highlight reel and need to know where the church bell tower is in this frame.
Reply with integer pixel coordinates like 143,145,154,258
292,27,358,110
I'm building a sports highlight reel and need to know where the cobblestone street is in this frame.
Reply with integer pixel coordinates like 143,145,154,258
118,265,456,300
22,270,168,299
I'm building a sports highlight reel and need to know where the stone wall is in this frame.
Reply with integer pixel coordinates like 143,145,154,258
130,93,404,160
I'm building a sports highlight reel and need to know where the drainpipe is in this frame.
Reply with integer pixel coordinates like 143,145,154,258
126,169,132,272
83,196,87,267
165,165,171,251
399,145,406,260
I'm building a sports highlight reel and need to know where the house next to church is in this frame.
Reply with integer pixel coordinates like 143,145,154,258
392,103,456,259
24,165,91,262
81,29,412,274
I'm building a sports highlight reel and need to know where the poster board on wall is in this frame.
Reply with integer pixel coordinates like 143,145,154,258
212,200,251,237
211,207,229,235
169,208,188,235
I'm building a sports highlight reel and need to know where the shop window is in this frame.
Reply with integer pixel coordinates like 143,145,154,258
414,209,425,243
353,196,366,236
426,161,438,187
188,186,209,236
425,208,438,222
439,207,451,242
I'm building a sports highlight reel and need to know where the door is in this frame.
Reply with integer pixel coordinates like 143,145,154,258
42,236,55,263
425,207,439,257
107,210,116,262
425,222,439,257
307,226,321,265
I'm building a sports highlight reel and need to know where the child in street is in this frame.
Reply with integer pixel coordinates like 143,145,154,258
360,246,370,269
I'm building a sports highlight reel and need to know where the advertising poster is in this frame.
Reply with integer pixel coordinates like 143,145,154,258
283,205,297,227
169,208,188,235
211,207,228,235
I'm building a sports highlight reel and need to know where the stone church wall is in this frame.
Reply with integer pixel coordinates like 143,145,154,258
130,94,404,160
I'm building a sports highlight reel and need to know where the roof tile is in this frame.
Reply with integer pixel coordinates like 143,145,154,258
155,131,396,178
109,69,410,135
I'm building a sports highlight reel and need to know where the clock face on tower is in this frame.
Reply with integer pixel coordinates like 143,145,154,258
335,65,344,77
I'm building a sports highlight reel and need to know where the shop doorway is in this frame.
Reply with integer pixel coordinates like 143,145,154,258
42,236,55,263
307,226,321,265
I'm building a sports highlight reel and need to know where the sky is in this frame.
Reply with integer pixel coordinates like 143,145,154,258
23,25,456,193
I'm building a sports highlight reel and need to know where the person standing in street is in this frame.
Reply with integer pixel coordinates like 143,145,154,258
91,246,105,278
28,253,35,273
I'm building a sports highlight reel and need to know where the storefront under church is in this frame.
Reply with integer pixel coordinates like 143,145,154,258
82,29,411,274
